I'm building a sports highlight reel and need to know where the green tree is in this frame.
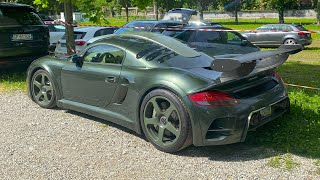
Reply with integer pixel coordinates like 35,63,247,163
224,0,241,24
34,0,76,55
116,0,131,22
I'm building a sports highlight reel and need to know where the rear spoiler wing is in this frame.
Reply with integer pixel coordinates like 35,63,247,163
211,45,303,81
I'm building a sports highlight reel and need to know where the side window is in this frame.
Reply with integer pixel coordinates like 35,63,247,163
83,45,124,65
274,25,282,31
257,25,271,31
194,31,224,43
225,32,242,45
152,24,166,33
174,30,195,42
285,26,293,31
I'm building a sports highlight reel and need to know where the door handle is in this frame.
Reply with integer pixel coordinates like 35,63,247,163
105,76,117,83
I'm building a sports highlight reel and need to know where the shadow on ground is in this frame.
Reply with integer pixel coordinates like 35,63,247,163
65,100,319,161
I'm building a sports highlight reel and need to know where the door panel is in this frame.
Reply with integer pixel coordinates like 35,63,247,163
61,63,121,108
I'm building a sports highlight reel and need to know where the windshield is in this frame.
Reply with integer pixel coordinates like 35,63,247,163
114,21,156,34
0,7,43,26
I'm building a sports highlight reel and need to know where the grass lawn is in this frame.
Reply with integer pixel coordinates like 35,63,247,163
1,17,320,158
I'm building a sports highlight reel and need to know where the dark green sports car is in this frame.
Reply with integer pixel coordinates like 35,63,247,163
27,32,301,153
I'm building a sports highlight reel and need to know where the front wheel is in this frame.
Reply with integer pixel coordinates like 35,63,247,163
30,69,56,109
140,89,192,153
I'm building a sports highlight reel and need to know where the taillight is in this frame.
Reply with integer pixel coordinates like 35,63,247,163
273,72,283,83
188,91,239,107
75,40,86,46
298,31,306,36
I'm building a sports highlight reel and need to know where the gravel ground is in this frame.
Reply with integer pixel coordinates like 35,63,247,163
0,92,319,179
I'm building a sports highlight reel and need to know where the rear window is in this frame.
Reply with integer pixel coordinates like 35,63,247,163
62,32,86,40
114,21,156,34
294,25,307,31
0,7,43,26
94,28,115,37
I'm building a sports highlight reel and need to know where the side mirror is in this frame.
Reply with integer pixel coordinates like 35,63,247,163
71,54,83,68
241,39,249,46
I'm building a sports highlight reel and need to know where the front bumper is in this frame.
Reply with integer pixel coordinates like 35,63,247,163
189,83,289,146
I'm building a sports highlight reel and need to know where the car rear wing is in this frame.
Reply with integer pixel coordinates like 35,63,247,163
210,45,303,81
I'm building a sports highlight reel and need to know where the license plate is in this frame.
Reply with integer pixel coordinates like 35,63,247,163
12,34,33,41
260,106,272,117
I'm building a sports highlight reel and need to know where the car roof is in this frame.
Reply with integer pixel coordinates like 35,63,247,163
75,26,115,32
262,24,300,26
0,2,33,8
96,32,200,58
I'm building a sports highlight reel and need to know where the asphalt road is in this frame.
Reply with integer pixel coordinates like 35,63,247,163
0,92,318,179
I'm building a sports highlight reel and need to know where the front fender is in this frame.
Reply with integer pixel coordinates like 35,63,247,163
27,56,66,102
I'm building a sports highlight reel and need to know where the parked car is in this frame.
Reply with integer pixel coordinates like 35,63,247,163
241,24,312,48
162,25,260,57
163,8,199,23
113,20,185,35
55,26,117,57
27,32,301,153
46,23,65,52
0,3,49,67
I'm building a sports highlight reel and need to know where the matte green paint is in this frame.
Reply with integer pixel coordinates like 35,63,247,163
27,33,290,147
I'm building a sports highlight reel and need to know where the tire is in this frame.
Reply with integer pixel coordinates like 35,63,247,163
30,69,56,109
284,38,297,45
140,89,192,153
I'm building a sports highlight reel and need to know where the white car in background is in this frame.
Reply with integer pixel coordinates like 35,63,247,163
55,26,118,57
47,24,65,52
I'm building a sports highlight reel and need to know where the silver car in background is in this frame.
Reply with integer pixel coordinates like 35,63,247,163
47,24,65,52
242,24,312,48
55,26,117,57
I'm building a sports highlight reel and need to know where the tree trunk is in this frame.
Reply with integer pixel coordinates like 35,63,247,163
198,1,204,20
278,0,285,23
278,8,284,23
154,0,159,20
235,10,238,25
317,0,320,25
64,0,75,55
125,4,129,23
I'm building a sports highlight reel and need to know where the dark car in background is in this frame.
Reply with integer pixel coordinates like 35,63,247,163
0,3,49,67
163,25,260,57
242,24,312,48
114,20,185,34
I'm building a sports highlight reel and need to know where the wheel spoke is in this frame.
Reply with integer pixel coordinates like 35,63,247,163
41,74,46,85
43,93,49,103
144,117,159,126
163,104,176,118
35,92,43,101
45,85,53,92
150,98,161,115
157,126,165,144
33,81,42,89
166,122,179,137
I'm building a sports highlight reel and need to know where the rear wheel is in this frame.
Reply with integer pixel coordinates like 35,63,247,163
140,89,192,153
31,69,56,109
284,38,297,45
